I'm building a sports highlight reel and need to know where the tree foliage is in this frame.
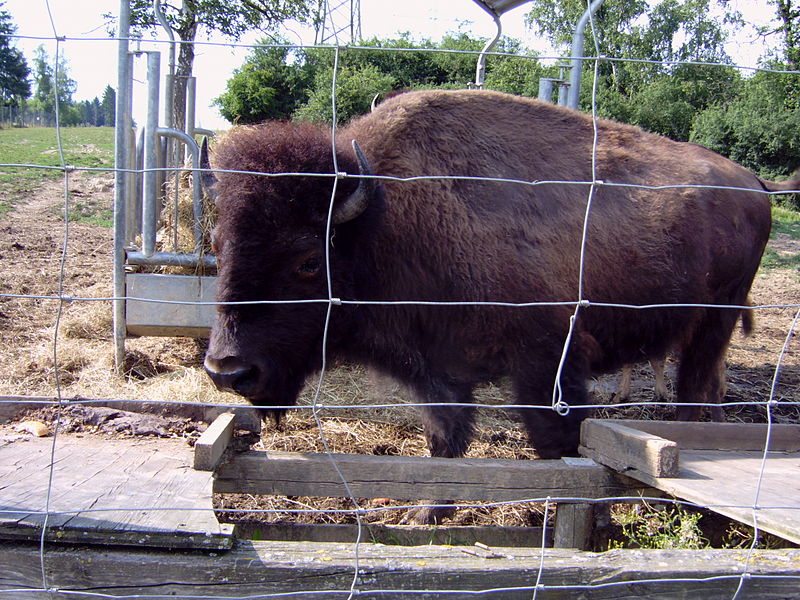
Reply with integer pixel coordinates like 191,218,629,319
691,71,800,180
108,0,314,131
29,45,82,124
216,32,546,125
0,2,31,106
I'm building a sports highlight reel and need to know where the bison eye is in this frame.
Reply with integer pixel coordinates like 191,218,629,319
296,253,323,278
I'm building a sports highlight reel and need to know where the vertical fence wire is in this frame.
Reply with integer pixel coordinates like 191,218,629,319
38,3,68,596
0,0,799,597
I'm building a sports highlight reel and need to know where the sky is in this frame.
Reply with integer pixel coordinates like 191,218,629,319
2,0,783,131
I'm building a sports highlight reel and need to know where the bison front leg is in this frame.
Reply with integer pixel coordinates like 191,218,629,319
675,309,739,422
399,383,476,525
514,350,590,458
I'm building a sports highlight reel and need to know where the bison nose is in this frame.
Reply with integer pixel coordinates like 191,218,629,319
204,355,260,396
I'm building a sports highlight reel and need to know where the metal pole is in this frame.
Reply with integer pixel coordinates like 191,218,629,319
142,51,161,257
124,52,137,246
156,127,203,254
566,0,605,110
113,0,131,371
538,78,554,102
153,0,175,128
474,13,501,88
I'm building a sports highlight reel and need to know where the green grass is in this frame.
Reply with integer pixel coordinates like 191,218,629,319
0,126,115,216
772,204,800,239
761,203,800,271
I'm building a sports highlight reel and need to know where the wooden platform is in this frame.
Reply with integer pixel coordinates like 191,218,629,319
0,433,234,549
581,420,800,545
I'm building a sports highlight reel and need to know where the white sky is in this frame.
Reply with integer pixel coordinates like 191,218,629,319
2,0,782,130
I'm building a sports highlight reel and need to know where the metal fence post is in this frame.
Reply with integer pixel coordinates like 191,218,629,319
113,0,131,372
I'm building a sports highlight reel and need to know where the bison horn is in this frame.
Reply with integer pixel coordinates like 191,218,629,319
332,140,375,225
199,136,219,202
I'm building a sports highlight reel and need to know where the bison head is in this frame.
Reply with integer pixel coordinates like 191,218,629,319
202,122,378,420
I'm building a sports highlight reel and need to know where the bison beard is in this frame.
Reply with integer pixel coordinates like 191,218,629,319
203,90,792,521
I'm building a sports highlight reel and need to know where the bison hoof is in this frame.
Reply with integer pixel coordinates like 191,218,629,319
399,504,455,525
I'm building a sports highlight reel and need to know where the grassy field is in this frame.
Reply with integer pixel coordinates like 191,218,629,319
0,126,115,216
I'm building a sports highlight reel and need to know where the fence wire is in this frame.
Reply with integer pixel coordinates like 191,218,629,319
0,1,799,599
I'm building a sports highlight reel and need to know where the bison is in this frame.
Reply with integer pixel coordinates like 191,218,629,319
203,89,794,464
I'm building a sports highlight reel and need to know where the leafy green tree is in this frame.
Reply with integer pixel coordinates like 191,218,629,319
215,41,312,123
0,2,30,106
691,71,800,183
216,32,546,125
760,0,800,69
293,62,395,125
30,45,77,120
108,0,315,132
101,85,116,127
525,0,736,127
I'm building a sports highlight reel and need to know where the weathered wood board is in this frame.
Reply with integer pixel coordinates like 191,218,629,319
0,433,233,549
581,419,800,545
125,273,216,337
3,540,800,599
214,450,650,501
193,412,236,471
0,396,262,432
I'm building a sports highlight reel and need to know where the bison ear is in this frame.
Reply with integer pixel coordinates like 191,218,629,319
332,140,376,225
199,136,219,202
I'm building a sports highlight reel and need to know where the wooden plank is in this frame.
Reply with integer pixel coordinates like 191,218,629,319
0,396,261,432
614,420,800,452
553,503,594,550
125,273,216,337
194,412,236,471
234,521,552,547
618,449,800,545
214,450,650,501
0,434,234,549
580,419,679,477
3,541,800,599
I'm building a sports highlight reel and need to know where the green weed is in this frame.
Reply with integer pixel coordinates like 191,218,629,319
610,501,708,550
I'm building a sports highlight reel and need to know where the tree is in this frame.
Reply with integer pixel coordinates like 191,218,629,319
0,2,31,106
215,41,312,123
761,0,800,69
293,62,396,125
216,32,545,125
691,70,800,185
108,0,315,133
524,0,739,139
101,85,116,127
30,45,77,114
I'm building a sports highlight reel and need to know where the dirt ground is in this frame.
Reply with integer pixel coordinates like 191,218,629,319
1,173,799,535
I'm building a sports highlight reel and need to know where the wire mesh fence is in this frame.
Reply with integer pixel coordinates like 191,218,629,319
1,0,799,598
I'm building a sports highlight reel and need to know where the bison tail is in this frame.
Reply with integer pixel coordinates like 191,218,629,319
759,169,800,193
740,303,754,337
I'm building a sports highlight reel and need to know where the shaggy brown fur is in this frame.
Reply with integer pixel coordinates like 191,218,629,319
204,89,782,467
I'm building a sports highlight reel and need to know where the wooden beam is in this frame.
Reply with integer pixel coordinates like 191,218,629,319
580,419,680,478
553,502,595,550
213,451,649,502
615,420,800,452
233,521,552,547
0,397,261,433
194,412,236,471
3,541,800,599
